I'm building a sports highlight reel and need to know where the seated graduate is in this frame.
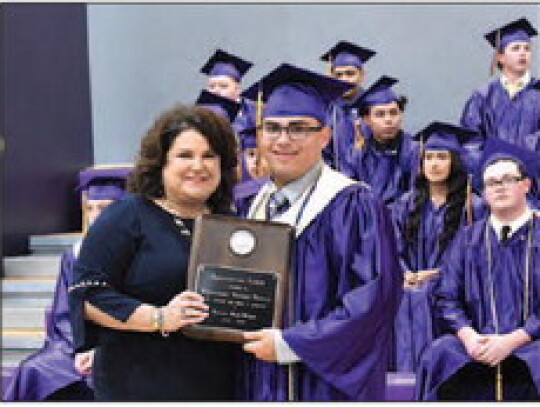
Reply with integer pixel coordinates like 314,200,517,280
236,63,403,401
3,166,131,401
341,76,419,205
388,122,486,373
415,140,540,400
319,40,376,171
68,104,242,401
460,17,540,152
236,125,269,182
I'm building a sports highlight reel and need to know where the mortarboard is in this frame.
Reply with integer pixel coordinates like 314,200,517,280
241,63,354,125
353,75,399,109
414,121,479,153
485,17,537,50
238,126,257,150
200,49,253,82
195,89,241,123
320,40,376,69
77,166,132,201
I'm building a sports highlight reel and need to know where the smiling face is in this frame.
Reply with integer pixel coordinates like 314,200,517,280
162,129,221,206
259,116,329,187
423,150,452,185
498,41,531,77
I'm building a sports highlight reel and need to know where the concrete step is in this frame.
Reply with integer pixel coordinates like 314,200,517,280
29,232,81,255
2,306,47,330
2,278,56,299
3,255,61,279
2,328,45,350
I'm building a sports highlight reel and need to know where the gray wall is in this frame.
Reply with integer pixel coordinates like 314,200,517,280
87,4,540,164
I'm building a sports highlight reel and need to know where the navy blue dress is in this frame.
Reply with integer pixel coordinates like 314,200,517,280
69,194,240,400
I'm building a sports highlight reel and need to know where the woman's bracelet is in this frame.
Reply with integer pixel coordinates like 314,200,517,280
155,307,169,338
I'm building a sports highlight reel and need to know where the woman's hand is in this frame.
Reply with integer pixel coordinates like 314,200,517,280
161,291,209,332
74,349,95,376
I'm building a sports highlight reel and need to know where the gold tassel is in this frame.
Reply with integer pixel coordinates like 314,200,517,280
466,174,473,226
354,120,365,150
496,364,503,401
490,29,501,77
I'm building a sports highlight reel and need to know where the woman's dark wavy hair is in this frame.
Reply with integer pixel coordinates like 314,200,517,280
127,104,238,214
404,150,468,253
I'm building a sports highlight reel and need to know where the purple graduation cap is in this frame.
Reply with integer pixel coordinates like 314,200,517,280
353,75,399,109
200,49,253,82
320,40,376,69
485,17,537,50
415,121,479,153
241,63,355,124
238,126,257,150
77,166,132,201
195,89,241,123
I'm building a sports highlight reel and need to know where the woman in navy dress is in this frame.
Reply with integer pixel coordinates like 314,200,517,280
68,105,241,400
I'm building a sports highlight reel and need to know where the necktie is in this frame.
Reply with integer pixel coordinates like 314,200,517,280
501,225,511,244
266,191,290,220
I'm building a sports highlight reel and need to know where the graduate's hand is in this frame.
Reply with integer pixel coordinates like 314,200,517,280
457,327,488,361
74,349,95,376
242,329,277,362
478,330,531,366
476,335,513,366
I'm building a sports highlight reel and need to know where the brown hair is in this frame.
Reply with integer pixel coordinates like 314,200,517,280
128,104,238,214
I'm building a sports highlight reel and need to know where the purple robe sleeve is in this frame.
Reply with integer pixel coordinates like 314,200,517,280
282,189,403,398
69,198,143,352
432,228,473,334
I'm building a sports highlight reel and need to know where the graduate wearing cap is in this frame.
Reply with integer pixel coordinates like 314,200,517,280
195,89,241,124
237,63,402,401
415,141,540,400
460,17,540,152
388,122,486,374
340,76,419,204
319,41,376,171
235,125,269,182
201,48,256,137
3,165,131,401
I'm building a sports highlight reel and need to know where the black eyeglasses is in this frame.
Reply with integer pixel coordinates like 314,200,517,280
259,122,323,141
484,175,525,189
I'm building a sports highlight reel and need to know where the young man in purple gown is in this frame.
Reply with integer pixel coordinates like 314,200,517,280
415,143,540,400
460,17,540,152
236,63,403,401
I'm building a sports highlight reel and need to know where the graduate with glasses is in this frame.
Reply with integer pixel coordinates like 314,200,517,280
236,63,402,401
415,137,540,400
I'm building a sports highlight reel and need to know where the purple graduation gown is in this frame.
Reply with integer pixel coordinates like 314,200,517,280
341,125,420,204
415,216,540,400
460,78,540,152
232,98,256,136
323,92,363,171
3,248,93,401
388,192,486,372
236,179,403,400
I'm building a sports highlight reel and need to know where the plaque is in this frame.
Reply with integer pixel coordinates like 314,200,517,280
183,214,294,342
